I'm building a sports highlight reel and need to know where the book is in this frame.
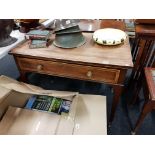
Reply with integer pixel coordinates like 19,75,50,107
25,29,52,40
25,95,71,115
48,97,62,113
29,39,52,49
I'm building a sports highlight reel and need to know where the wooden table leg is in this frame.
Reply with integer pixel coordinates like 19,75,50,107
128,72,143,106
109,84,124,125
132,101,154,134
19,70,27,82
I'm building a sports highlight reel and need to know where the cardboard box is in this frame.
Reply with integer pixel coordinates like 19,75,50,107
0,75,107,135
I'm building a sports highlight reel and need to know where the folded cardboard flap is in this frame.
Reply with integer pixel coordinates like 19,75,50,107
0,86,11,103
0,106,62,135
0,90,78,134
0,86,78,135
0,89,32,120
0,75,78,119
0,75,78,99
0,76,79,135
0,75,107,135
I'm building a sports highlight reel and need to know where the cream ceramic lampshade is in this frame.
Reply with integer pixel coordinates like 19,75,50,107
93,28,127,45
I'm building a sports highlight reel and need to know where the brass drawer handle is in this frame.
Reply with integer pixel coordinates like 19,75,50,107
87,71,92,78
37,64,43,71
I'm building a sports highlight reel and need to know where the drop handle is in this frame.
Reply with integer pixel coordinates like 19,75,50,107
37,64,43,71
87,71,92,78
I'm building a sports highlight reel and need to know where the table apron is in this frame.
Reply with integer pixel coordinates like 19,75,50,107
15,56,127,85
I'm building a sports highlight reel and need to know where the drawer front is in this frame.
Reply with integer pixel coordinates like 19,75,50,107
17,57,120,84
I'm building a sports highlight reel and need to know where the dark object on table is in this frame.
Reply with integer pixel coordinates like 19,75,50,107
25,29,52,40
29,39,52,49
54,19,80,32
54,20,85,49
54,32,86,49
55,25,81,35
0,19,17,47
19,19,40,33
78,19,101,32
25,29,52,49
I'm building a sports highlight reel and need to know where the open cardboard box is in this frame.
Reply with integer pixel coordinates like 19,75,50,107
0,75,107,135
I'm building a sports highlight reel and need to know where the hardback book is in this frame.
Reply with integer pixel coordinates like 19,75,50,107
25,29,52,40
25,95,71,115
29,39,52,49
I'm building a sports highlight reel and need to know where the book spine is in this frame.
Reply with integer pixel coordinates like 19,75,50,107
25,95,37,109
29,43,47,49
25,35,48,40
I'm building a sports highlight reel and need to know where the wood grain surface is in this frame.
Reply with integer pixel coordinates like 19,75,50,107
16,57,120,84
11,33,133,68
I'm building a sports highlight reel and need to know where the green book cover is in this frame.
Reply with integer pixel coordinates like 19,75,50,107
27,30,51,36
26,30,52,40
29,39,51,49
48,97,63,113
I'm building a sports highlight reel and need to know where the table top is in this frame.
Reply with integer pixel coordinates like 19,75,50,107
145,67,155,100
11,32,133,69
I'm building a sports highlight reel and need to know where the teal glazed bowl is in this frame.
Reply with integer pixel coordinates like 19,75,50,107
54,32,86,49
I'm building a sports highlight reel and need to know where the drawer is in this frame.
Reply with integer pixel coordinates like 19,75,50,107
17,57,120,84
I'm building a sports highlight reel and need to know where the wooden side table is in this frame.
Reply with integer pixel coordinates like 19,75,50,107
132,67,155,134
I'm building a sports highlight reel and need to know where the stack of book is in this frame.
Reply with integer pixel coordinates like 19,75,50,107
25,29,52,48
25,95,71,115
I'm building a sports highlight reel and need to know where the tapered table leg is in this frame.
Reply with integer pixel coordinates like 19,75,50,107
109,84,124,124
132,101,154,134
19,71,27,82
